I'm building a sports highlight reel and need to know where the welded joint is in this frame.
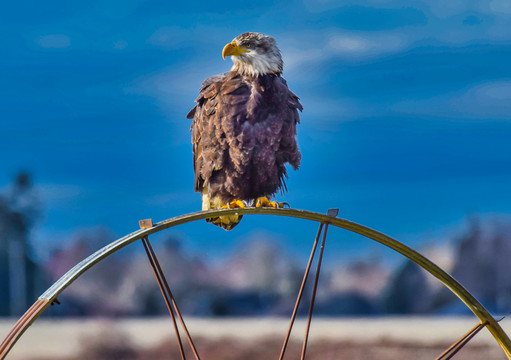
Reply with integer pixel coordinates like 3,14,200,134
327,208,339,218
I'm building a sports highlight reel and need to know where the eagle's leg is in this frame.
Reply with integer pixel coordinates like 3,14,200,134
255,196,288,208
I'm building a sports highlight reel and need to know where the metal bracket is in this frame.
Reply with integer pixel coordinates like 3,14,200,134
139,219,153,229
327,208,339,218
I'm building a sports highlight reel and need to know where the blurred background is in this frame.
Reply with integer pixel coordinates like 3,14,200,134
1,0,511,358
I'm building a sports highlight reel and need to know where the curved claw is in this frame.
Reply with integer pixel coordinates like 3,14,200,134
255,197,289,208
222,199,247,209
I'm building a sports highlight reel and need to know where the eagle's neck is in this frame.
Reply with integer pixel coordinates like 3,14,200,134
231,51,283,77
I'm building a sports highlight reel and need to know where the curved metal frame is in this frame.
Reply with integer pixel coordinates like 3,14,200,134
1,207,510,359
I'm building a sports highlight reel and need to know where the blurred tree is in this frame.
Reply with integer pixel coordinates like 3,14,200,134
382,260,432,314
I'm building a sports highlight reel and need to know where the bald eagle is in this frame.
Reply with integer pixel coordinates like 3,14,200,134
187,32,302,230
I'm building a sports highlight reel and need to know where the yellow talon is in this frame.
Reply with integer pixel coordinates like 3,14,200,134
222,199,246,209
255,197,286,208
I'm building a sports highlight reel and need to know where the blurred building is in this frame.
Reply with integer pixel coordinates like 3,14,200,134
450,219,511,313
0,172,43,316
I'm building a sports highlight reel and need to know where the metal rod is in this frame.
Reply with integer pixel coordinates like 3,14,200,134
142,237,186,360
0,298,50,359
0,299,40,355
3,208,511,360
143,236,201,360
435,321,489,360
301,223,329,360
278,223,324,360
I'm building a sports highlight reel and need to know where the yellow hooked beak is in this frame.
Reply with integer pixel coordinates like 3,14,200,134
222,41,250,59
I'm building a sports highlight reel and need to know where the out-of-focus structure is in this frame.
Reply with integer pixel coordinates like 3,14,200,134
0,172,42,316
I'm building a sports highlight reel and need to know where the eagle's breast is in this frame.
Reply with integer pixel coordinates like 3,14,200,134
189,71,301,204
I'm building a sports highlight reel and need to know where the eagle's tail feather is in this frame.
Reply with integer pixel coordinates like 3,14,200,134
202,193,243,231
207,215,242,230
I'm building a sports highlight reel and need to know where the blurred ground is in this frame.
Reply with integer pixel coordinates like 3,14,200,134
1,317,509,359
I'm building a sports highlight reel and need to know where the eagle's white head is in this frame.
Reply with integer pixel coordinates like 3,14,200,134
223,32,283,77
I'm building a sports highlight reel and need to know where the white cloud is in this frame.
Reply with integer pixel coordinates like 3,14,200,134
36,34,71,49
303,0,409,13
469,81,511,101
303,0,490,18
137,26,236,106
280,29,413,75
488,0,511,15
147,26,188,49
281,46,324,74
302,95,361,121
145,191,191,207
37,183,85,204
113,40,128,50
452,81,511,118
129,64,213,107
328,32,411,59
425,0,471,18
146,25,233,50
302,0,511,49
392,80,511,119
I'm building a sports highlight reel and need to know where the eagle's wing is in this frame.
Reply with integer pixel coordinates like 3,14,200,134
187,72,248,194
187,76,221,192
279,76,303,116
277,76,302,171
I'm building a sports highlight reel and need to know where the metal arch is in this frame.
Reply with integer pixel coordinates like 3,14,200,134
1,207,511,359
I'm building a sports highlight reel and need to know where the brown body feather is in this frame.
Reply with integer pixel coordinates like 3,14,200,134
187,70,302,229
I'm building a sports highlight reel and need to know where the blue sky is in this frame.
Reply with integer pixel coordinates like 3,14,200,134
1,0,511,264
